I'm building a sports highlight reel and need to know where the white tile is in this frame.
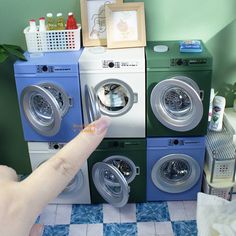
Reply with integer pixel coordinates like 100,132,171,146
155,222,174,235
137,222,155,236
69,224,87,236
39,204,57,225
167,201,187,221
55,205,72,225
183,201,197,220
87,223,103,236
120,204,136,223
103,204,120,223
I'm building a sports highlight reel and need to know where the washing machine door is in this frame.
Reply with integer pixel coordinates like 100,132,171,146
151,154,201,193
21,85,65,136
85,85,102,123
150,76,203,131
92,162,130,208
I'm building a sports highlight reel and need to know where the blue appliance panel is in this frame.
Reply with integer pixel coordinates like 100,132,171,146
14,50,84,142
147,137,205,201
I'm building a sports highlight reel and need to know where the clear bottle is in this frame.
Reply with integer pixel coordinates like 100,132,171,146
46,13,55,30
29,19,37,32
56,13,65,30
66,12,78,30
39,17,46,32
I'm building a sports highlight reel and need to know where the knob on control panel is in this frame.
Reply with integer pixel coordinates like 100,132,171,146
176,59,183,66
108,62,115,68
42,65,48,72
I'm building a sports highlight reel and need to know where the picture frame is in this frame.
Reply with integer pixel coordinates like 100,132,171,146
105,2,146,49
80,0,123,46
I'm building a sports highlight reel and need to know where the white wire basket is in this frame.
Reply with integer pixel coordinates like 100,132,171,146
24,25,81,53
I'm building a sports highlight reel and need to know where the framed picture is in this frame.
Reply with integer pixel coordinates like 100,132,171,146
80,0,123,46
105,2,146,49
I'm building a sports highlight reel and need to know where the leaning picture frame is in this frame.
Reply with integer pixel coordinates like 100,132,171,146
105,2,146,49
80,0,123,46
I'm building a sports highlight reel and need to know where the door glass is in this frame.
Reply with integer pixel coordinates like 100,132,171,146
103,169,122,195
160,159,191,184
163,87,193,118
96,83,130,113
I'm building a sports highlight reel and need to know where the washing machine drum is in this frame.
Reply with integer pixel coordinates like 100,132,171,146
150,76,203,132
21,83,71,136
151,154,201,193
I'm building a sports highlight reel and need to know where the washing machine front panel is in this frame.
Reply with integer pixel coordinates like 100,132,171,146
14,50,84,142
88,139,146,204
147,137,205,201
81,72,145,137
28,142,91,204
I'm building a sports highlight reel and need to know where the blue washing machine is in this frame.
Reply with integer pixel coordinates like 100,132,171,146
147,137,205,201
14,50,84,142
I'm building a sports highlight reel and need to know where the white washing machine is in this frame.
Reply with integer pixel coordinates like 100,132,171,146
28,142,91,204
79,47,145,138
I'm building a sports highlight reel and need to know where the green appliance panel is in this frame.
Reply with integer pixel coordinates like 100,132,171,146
88,139,146,204
146,41,212,137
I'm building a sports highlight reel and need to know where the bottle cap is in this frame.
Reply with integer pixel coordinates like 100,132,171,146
39,17,45,21
46,13,53,17
57,13,62,17
68,12,73,16
29,19,36,22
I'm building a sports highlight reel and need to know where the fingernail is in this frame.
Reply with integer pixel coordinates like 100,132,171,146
96,116,112,135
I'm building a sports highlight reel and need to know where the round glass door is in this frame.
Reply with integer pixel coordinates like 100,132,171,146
150,77,203,131
92,162,130,208
151,154,200,193
95,79,138,117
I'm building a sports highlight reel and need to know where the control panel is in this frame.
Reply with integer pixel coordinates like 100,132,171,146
170,58,207,67
102,60,139,69
37,65,72,73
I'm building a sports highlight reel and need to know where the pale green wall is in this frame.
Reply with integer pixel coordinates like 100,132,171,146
0,0,236,173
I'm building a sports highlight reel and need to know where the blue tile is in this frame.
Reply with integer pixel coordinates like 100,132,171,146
70,204,103,224
172,220,197,236
104,223,137,236
43,225,69,236
136,202,170,222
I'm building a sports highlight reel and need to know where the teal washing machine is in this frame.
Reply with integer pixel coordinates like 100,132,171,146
146,41,212,137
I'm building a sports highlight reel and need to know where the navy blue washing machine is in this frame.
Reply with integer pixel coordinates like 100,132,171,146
14,50,84,142
147,136,205,201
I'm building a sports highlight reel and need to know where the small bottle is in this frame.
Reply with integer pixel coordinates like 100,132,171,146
46,13,55,30
29,19,37,32
39,17,46,32
66,12,78,30
209,96,226,131
56,13,65,30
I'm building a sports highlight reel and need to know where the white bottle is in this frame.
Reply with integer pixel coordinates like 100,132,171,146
209,96,226,131
39,17,46,32
29,19,37,32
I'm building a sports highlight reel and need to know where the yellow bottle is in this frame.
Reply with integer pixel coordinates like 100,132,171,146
46,13,55,30
56,13,65,30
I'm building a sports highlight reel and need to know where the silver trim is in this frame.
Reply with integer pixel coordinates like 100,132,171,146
95,79,137,117
92,162,130,208
85,85,101,123
150,78,203,131
151,154,201,193
21,85,62,136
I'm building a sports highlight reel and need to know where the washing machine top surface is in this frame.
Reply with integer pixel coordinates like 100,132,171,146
14,49,83,74
79,47,145,72
146,40,212,70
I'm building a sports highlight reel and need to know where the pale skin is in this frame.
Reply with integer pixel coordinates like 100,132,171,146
0,116,111,236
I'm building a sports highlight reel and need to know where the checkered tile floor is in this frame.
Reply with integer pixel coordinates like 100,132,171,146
38,201,198,236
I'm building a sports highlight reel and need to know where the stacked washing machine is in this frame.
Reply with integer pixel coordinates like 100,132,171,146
14,50,91,204
146,41,212,201
79,47,147,207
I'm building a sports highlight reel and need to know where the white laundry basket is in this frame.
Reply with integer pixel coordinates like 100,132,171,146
24,25,81,53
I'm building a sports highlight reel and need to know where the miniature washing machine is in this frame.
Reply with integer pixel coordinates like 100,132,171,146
14,50,83,142
147,137,205,201
79,47,145,138
146,41,212,137
28,142,91,204
88,139,146,207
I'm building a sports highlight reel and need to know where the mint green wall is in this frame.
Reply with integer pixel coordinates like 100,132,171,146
0,0,236,173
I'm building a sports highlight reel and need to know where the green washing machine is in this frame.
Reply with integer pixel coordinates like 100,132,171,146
146,41,212,137
88,139,146,207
